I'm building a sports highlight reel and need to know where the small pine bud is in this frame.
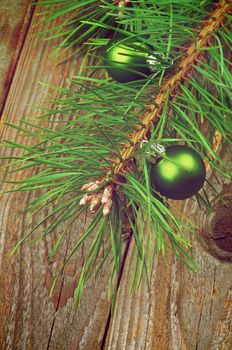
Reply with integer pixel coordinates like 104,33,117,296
102,199,113,216
81,180,101,191
101,186,113,204
79,194,93,206
90,194,102,213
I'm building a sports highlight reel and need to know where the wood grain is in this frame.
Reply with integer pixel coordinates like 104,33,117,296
0,0,33,114
105,149,232,350
0,3,111,350
1,2,231,350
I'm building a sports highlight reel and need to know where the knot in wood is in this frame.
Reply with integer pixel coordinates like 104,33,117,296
201,185,232,261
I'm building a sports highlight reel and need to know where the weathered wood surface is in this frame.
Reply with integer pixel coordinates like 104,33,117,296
0,0,33,114
0,3,111,350
105,149,232,350
0,2,231,350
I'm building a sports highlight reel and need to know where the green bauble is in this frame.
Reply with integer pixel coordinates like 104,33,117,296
103,37,153,83
150,145,206,200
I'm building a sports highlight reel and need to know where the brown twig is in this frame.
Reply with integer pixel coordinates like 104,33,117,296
114,0,130,15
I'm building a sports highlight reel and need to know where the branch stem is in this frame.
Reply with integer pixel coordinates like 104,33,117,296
108,0,230,178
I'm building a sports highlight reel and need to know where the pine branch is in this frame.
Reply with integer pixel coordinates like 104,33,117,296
79,0,231,214
110,0,231,177
3,0,232,303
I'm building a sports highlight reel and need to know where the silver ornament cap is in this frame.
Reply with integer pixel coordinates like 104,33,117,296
147,52,173,71
141,141,166,164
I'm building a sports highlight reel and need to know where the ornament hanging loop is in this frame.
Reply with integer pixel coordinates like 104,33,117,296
140,140,166,164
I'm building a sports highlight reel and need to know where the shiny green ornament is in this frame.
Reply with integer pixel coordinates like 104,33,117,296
150,145,206,200
103,37,155,83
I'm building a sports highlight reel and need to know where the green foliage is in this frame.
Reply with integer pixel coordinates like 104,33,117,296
2,0,232,304
36,0,214,59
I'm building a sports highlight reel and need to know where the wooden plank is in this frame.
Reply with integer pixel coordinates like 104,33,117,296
0,4,112,350
105,148,232,350
0,0,33,114
1,3,231,350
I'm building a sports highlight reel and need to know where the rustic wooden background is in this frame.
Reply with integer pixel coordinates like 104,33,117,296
0,1,231,349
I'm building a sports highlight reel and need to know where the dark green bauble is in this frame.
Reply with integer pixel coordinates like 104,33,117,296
150,145,206,200
103,37,153,83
